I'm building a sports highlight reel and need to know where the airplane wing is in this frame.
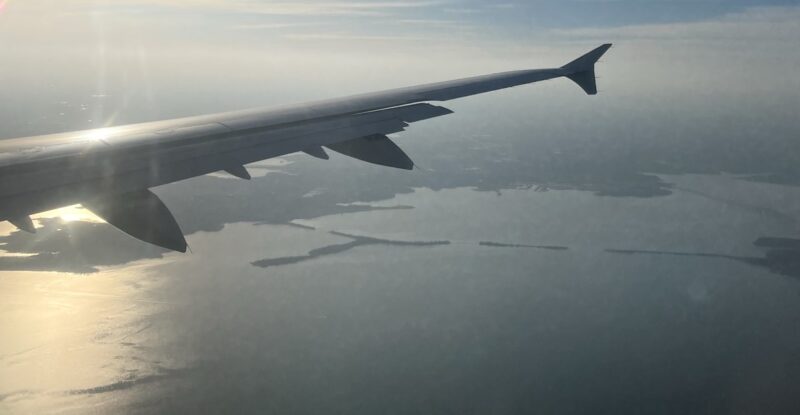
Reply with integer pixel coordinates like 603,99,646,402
0,44,612,252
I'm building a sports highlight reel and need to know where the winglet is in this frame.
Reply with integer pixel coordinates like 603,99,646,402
560,43,612,95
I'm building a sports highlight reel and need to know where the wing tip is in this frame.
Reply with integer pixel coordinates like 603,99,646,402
562,43,612,96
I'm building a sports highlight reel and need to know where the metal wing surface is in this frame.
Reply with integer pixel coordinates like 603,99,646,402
0,44,612,251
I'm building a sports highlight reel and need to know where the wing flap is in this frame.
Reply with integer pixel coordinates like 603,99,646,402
376,103,454,123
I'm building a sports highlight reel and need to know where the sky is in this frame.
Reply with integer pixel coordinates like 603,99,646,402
0,0,798,138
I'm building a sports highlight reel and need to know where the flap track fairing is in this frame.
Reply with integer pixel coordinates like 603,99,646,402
83,189,188,252
326,134,414,170
303,146,330,160
224,165,252,180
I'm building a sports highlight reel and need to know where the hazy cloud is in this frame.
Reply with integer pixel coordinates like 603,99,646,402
70,0,451,16
553,6,800,43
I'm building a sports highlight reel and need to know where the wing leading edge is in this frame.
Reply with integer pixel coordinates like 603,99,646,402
0,44,612,251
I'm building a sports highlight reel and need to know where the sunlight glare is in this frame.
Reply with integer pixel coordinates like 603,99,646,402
85,128,111,144
34,205,106,224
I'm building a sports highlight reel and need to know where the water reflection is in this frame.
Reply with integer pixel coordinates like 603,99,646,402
0,217,169,273
66,367,192,396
